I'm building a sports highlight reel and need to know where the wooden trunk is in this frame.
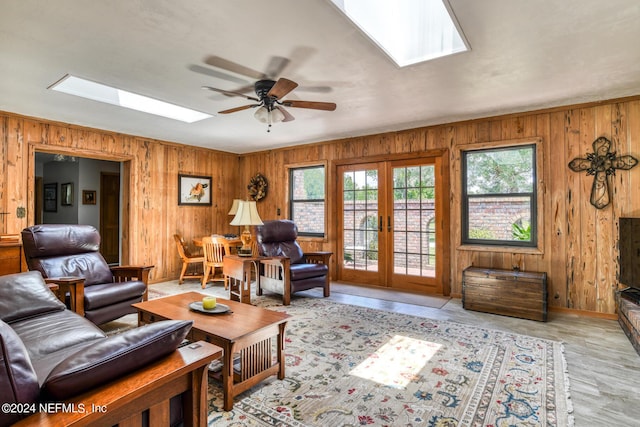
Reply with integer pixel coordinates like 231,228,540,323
462,266,548,321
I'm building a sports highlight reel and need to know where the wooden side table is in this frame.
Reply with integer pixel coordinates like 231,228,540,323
223,255,264,304
0,240,26,275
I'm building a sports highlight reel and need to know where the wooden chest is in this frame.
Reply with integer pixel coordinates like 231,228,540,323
462,267,548,321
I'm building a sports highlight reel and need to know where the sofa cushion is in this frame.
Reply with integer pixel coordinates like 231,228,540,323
0,320,40,426
21,223,101,257
289,263,329,281
0,271,66,323
43,319,193,400
256,220,304,264
31,253,114,286
84,281,146,310
11,309,105,364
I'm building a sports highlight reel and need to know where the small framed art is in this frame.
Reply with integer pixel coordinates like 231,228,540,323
178,174,212,206
82,190,96,205
44,183,57,212
61,182,73,206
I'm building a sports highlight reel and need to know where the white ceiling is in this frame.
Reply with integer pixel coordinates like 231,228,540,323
2,0,640,154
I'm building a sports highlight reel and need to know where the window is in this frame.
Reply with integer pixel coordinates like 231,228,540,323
462,144,537,247
289,165,326,237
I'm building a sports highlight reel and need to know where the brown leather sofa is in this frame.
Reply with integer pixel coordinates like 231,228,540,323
254,219,332,305
0,271,220,426
21,224,153,325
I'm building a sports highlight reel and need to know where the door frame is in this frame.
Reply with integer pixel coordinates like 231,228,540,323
332,149,450,295
28,144,133,264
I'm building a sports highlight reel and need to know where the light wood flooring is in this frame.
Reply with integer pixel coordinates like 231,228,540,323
297,287,640,427
145,280,640,426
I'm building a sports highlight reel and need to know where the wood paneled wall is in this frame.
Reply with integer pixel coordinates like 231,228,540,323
2,96,639,314
0,112,241,283
240,97,640,314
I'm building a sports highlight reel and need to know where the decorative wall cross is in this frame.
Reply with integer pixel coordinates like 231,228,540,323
568,136,638,209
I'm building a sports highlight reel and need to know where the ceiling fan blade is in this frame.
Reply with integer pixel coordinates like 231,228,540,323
202,86,259,102
264,56,290,79
187,64,248,85
282,100,337,111
268,78,298,100
204,55,265,80
275,106,295,122
218,104,260,114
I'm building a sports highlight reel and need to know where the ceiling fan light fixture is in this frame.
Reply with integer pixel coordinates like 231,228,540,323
253,106,269,123
271,107,285,123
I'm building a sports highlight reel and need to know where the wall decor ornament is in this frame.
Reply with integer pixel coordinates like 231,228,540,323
568,136,638,209
248,173,268,201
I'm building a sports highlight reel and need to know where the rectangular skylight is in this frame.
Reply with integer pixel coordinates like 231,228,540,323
49,75,212,123
330,0,469,67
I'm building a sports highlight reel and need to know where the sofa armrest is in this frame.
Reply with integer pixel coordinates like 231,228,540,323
13,341,222,427
111,265,154,300
45,277,85,316
257,257,292,304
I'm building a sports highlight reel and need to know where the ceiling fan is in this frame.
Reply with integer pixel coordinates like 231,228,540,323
202,77,337,132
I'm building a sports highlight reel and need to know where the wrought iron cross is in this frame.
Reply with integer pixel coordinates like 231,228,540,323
568,136,638,209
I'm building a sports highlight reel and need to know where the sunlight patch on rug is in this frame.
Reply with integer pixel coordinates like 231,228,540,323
350,335,441,389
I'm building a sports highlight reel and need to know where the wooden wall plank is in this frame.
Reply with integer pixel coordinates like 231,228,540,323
241,97,640,314
1,94,639,313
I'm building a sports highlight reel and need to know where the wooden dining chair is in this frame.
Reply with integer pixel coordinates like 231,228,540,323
174,234,204,284
201,236,231,289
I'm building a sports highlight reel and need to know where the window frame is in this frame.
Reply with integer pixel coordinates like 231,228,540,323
288,163,327,238
459,138,543,252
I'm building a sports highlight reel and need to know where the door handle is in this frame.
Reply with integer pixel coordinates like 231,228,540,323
379,216,383,232
387,216,391,232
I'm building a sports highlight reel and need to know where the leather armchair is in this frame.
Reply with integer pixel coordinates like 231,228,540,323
21,224,153,325
254,220,332,305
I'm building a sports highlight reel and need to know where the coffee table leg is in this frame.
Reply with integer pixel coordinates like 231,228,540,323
277,323,286,379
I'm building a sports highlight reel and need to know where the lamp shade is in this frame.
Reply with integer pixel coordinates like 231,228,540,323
230,200,264,226
228,199,242,215
253,106,269,123
271,107,285,123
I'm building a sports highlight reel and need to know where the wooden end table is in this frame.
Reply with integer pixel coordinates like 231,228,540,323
223,254,265,304
133,292,290,410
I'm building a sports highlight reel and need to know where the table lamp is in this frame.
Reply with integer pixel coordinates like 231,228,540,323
229,200,263,256
227,199,242,237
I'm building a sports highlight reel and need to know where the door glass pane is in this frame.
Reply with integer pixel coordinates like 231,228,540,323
392,164,436,277
342,168,379,272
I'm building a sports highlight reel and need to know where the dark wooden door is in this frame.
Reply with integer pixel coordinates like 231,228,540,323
100,172,120,264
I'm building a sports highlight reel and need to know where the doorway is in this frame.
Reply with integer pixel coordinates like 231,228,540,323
34,152,122,263
337,155,447,294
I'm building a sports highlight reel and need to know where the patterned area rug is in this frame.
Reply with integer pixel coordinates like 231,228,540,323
204,297,573,427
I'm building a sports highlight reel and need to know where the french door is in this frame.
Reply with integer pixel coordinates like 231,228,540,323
337,156,445,294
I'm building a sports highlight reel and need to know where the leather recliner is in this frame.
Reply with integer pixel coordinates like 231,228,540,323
254,219,332,305
21,224,153,325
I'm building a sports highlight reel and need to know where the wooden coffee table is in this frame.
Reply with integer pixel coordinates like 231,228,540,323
133,292,290,410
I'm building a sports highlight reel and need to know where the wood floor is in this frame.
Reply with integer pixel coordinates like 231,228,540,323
297,287,640,427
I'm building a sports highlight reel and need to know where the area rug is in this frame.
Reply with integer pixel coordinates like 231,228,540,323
205,298,573,427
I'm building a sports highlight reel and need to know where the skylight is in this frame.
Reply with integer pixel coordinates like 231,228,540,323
49,75,212,123
330,0,468,67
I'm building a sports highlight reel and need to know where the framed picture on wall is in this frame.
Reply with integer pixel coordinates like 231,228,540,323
178,174,212,206
82,190,96,205
44,183,57,212
61,182,73,206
